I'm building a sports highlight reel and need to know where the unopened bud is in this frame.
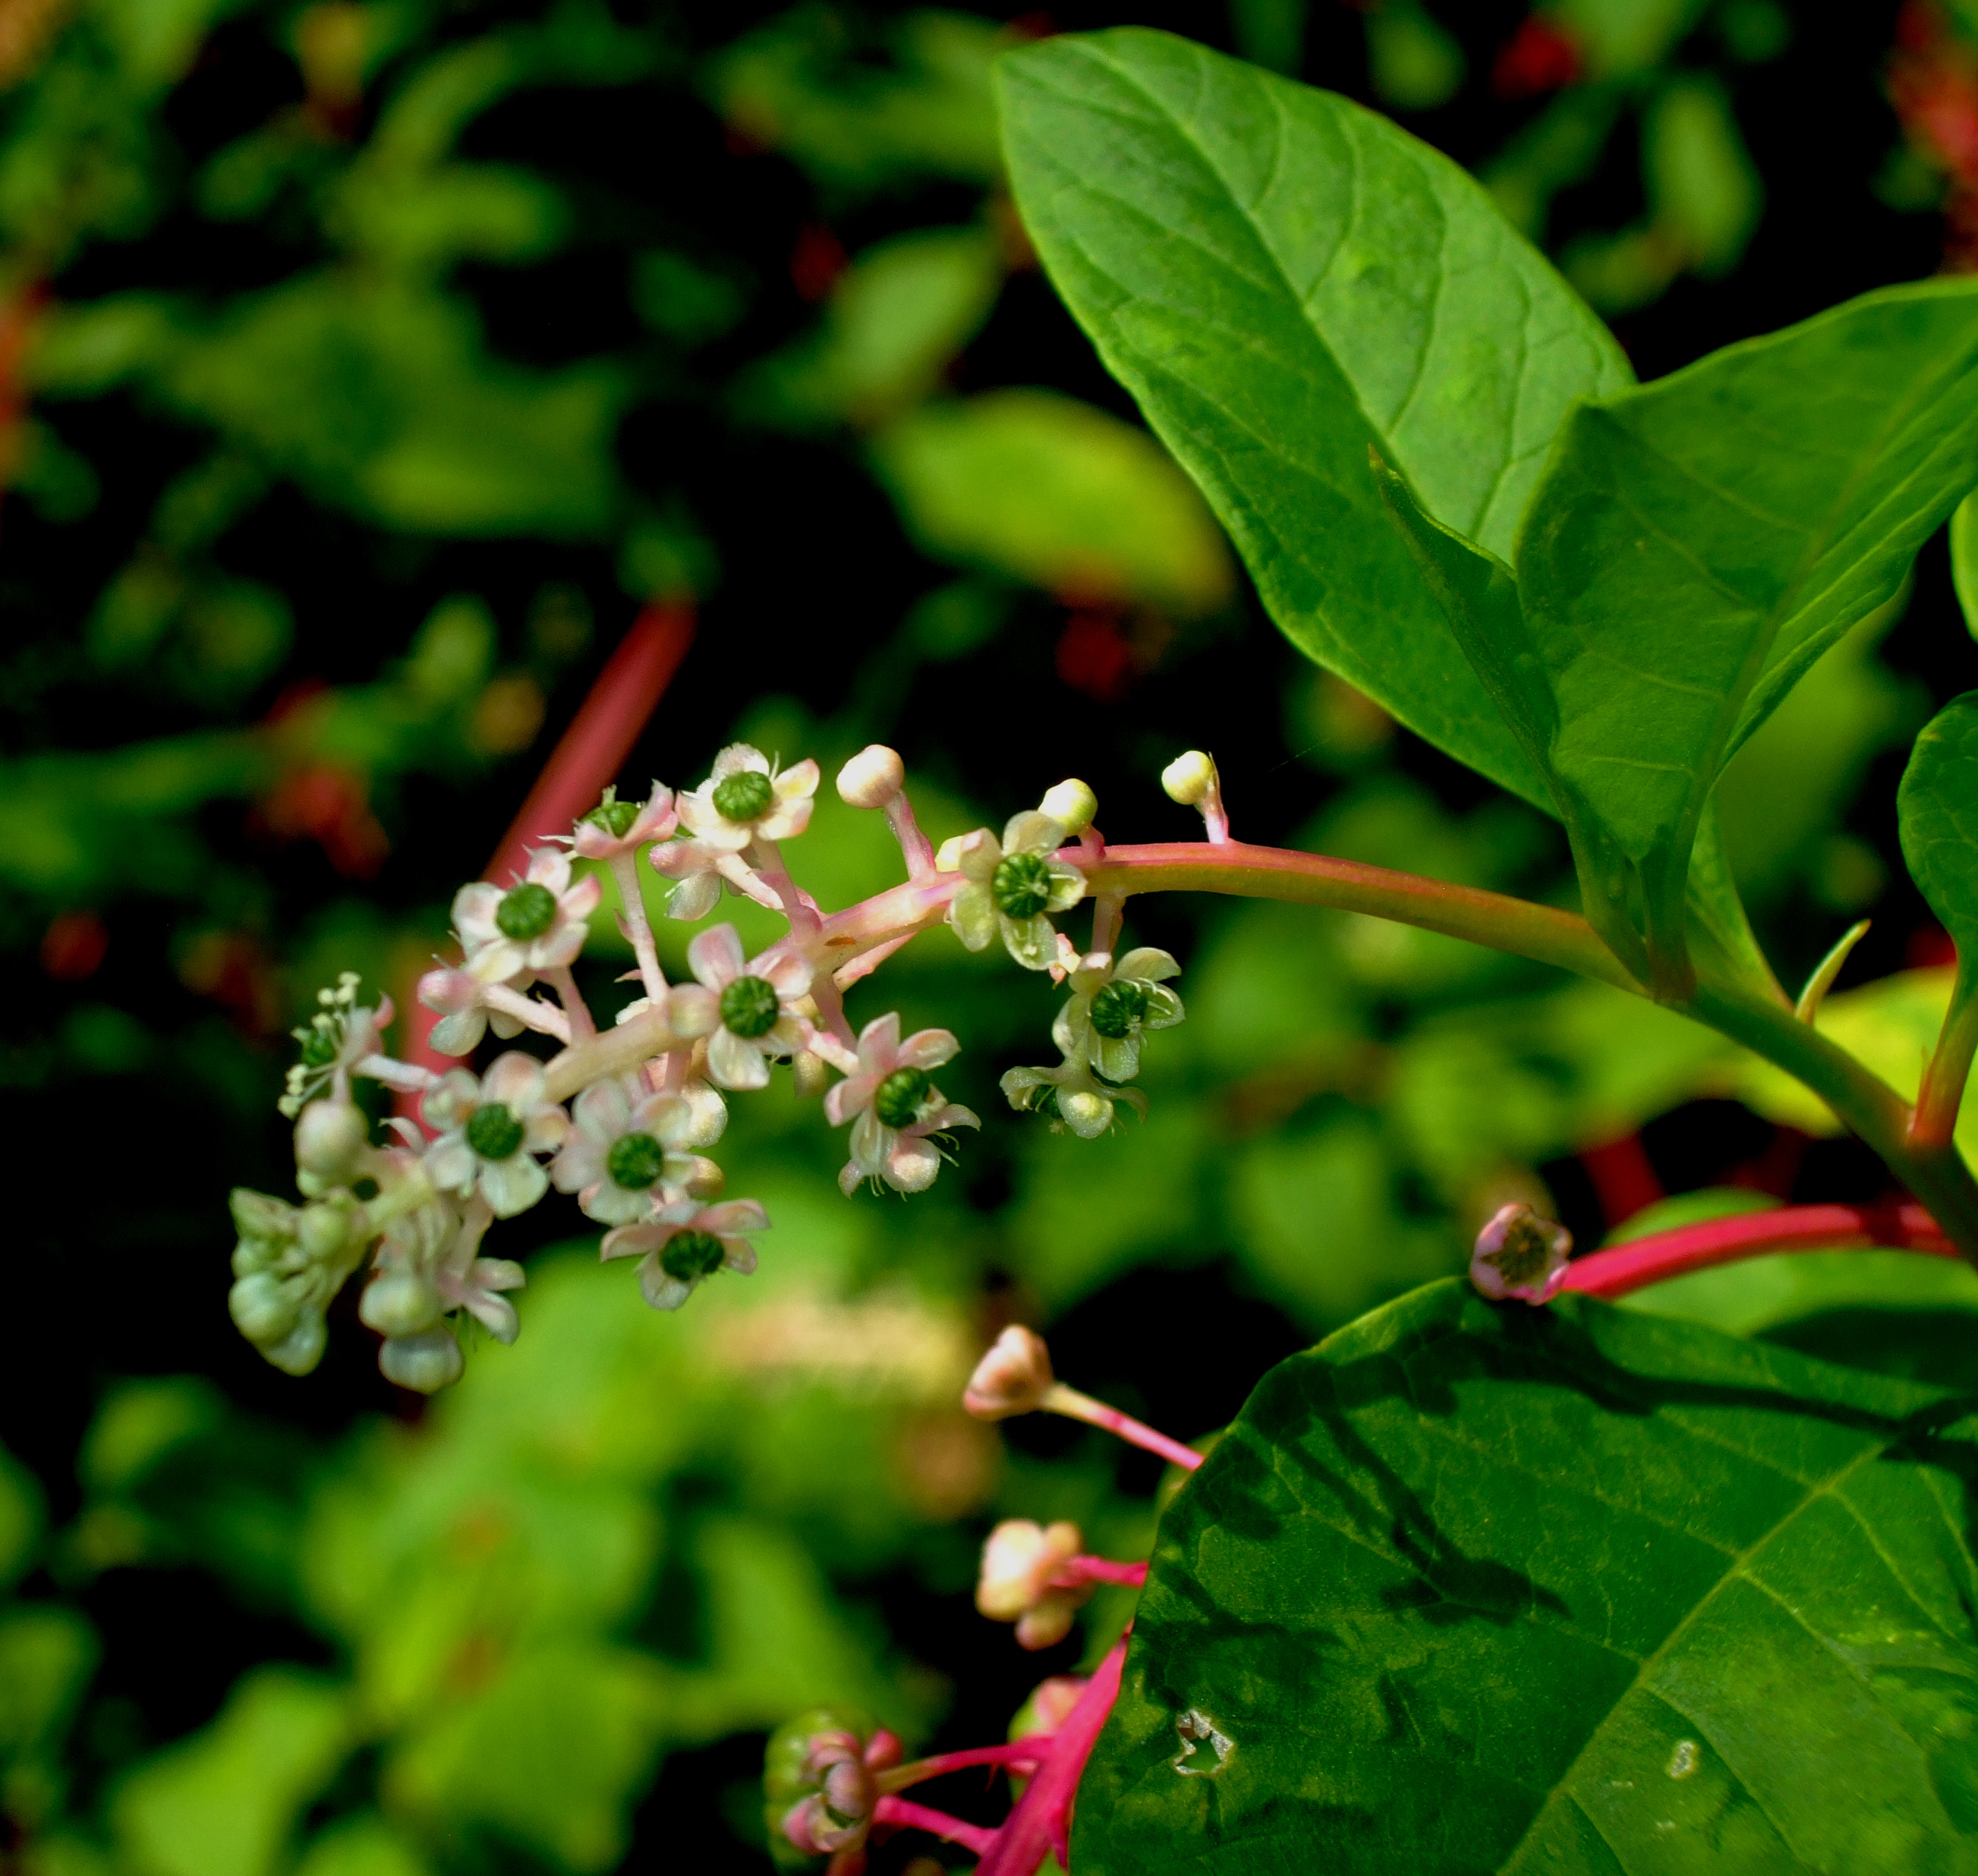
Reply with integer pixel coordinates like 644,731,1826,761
963,1324,1054,1419
263,1310,328,1377
229,1271,302,1346
836,744,906,809
359,1270,443,1338
1161,750,1218,807
379,1327,464,1393
297,1199,356,1263
294,1099,367,1180
764,1709,886,1864
1038,777,1097,835
1469,1203,1572,1305
790,1049,831,1098
977,1519,1091,1649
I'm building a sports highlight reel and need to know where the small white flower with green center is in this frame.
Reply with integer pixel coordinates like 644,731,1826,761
417,966,531,1057
568,782,676,860
677,743,820,852
677,924,811,1091
1000,1059,1148,1140
420,1053,570,1217
600,1197,769,1311
939,811,1085,970
452,848,601,985
550,1078,724,1225
279,973,393,1117
824,1012,979,1195
1052,948,1185,1084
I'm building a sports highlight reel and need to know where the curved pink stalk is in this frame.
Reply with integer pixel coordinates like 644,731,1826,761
875,1737,1054,1793
1054,1556,1148,1590
1561,1201,1953,1301
977,1635,1128,1876
871,1796,998,1856
1044,1382,1203,1472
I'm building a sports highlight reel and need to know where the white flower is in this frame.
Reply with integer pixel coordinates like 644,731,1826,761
1051,947,1185,1084
647,836,732,921
681,924,811,1091
568,782,676,861
550,1078,725,1225
1470,1203,1572,1305
939,811,1085,970
280,972,394,1116
977,1519,1091,1650
600,1196,769,1311
962,1325,1054,1420
452,848,601,985
433,1204,527,1343
676,742,820,852
825,1011,978,1195
1000,1059,1147,1140
417,965,531,1057
420,1053,570,1217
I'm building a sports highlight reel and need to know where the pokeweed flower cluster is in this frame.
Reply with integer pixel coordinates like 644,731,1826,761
229,743,1205,1392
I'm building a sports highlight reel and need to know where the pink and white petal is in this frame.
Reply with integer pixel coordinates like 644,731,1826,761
855,1011,902,1071
581,1180,651,1226
650,835,715,880
483,1052,547,1109
666,982,719,1039
707,1027,771,1091
825,1073,878,1128
773,757,819,801
719,1235,758,1276
600,1221,668,1263
428,1007,488,1057
574,1080,632,1145
669,1154,723,1199
474,1255,525,1294
1117,946,1180,984
915,1101,979,1135
424,1136,478,1195
463,1289,520,1344
452,882,506,945
766,1013,811,1056
883,1135,942,1193
522,1106,569,1154
465,936,528,985
550,1132,608,1193
663,870,723,921
420,966,482,1015
699,1198,770,1235
531,921,588,971
524,848,573,892
638,1255,694,1311
757,796,814,842
759,950,813,999
559,873,602,921
676,1078,728,1145
849,1107,891,1172
688,923,746,990
837,1160,865,1197
711,742,769,779
897,1028,958,1072
480,1154,548,1217
421,1070,480,1132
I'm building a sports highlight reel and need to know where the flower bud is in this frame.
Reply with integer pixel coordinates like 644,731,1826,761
789,1048,831,1099
1469,1202,1572,1305
263,1310,328,1377
229,1271,302,1346
294,1099,367,1181
977,1519,1090,1648
297,1199,357,1264
962,1324,1054,1420
764,1708,885,1866
1038,777,1098,835
380,1328,464,1393
1161,750,1218,807
836,744,906,809
358,1269,443,1338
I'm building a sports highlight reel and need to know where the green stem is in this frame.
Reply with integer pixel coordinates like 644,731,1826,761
1914,955,1978,1151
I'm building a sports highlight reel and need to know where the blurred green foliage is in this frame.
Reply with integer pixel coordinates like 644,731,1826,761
0,1,1967,1871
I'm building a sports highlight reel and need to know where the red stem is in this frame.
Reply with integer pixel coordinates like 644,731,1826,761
871,1796,999,1856
879,1738,1054,1789
1056,1556,1148,1589
1047,1387,1204,1472
977,1636,1128,1876
1561,1202,1953,1300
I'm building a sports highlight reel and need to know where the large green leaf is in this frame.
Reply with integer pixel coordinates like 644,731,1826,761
1511,284,1978,975
1902,694,1978,958
1078,1279,1978,1874
997,27,1630,807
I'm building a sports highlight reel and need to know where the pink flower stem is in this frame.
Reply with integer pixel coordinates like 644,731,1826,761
483,984,569,1043
874,1737,1055,1793
1089,889,1124,958
1054,1556,1148,1589
883,790,937,878
606,851,667,1004
541,966,595,1043
977,1635,1128,1876
1043,1382,1202,1472
871,1796,999,1857
1561,1201,1954,1302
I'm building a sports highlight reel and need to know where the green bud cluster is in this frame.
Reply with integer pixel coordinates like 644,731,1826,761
713,769,775,823
227,1188,365,1377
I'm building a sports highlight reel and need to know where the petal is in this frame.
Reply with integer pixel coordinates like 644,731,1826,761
1143,985,1186,1030
838,1160,864,1197
524,848,573,892
600,1222,666,1262
421,1071,480,1131
825,1074,877,1127
1066,955,1113,996
665,870,723,921
466,938,527,985
666,982,719,1040
1094,1032,1142,1084
956,828,1001,881
766,1013,810,1055
720,1235,758,1275
951,884,998,950
883,1135,941,1193
424,1137,478,1195
427,1008,488,1057
574,1079,632,1144
474,1255,526,1294
581,1181,651,1226
710,742,769,779
896,1027,958,1072
760,950,813,999
523,1105,569,1153
856,1011,902,1072
773,757,820,801
464,1290,520,1344
1051,998,1088,1059
452,883,504,944
687,923,745,990
1003,811,1064,855
1060,1092,1115,1139
1043,863,1088,914
918,1100,979,1133
700,1198,769,1235
419,967,480,1015
650,836,713,880
560,873,603,921
677,1078,729,1146
638,1257,694,1311
550,1134,607,1193
483,1052,546,1109
707,1028,771,1091
480,1153,549,1217
531,922,587,970
1117,946,1180,984
757,797,814,842
849,1107,890,1173
1001,914,1060,971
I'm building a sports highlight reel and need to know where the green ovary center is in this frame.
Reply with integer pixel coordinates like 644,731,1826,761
587,797,641,839
719,974,782,1038
712,770,774,823
607,1130,667,1189
660,1228,726,1281
495,881,557,940
465,1102,525,1161
874,1067,931,1129
1089,980,1150,1039
1486,1216,1553,1287
991,851,1054,920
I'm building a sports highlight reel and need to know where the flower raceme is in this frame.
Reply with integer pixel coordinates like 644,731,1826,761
232,746,1205,1393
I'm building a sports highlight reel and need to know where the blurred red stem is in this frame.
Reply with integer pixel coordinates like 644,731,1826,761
1043,1381,1202,1472
871,1796,998,1856
876,1737,1054,1793
1056,1556,1148,1588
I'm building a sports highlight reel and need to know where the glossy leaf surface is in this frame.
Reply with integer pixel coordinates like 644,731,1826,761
997,27,1630,806
1901,693,1978,956
1077,1280,1978,1874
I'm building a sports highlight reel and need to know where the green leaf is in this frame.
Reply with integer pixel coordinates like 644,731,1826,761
997,27,1630,806
1951,493,1978,643
1079,1280,1978,1874
1509,282,1978,980
1902,694,1978,958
